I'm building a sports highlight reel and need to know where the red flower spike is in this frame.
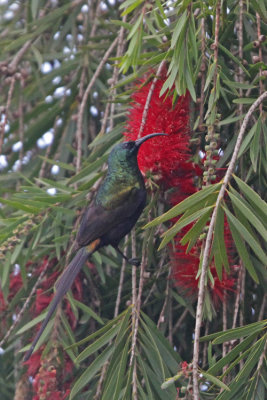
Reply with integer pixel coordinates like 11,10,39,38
35,289,52,315
24,348,43,377
123,71,237,304
123,75,193,190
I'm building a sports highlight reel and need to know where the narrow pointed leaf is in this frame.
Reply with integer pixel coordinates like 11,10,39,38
201,371,230,391
224,207,266,267
144,183,221,228
70,345,114,399
159,206,213,250
228,191,267,240
233,175,267,219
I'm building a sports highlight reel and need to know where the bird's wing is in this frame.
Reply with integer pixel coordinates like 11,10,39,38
76,186,145,247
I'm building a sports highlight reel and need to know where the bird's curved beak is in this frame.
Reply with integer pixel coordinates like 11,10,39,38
134,133,167,149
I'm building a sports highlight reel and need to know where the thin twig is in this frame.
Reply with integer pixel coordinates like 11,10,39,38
89,0,101,39
109,16,127,131
94,239,128,399
238,0,244,120
76,36,119,171
157,266,171,328
143,251,166,306
172,308,188,334
132,246,147,399
232,266,242,329
192,91,267,399
0,77,15,154
114,237,128,318
0,260,49,349
138,60,166,138
9,40,32,72
17,88,24,176
130,229,137,367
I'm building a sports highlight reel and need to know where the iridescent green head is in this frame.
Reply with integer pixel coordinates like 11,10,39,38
108,133,167,168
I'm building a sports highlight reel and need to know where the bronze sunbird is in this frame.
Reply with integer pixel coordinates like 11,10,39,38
24,132,166,361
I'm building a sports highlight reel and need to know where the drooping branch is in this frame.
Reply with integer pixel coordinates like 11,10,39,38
192,91,267,399
138,60,166,138
76,36,119,172
0,260,49,349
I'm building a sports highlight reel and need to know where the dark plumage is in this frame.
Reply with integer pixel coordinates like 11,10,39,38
24,133,166,361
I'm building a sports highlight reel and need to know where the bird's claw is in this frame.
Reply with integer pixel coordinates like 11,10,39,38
128,258,141,267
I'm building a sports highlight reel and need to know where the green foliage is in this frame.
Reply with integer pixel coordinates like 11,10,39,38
200,321,267,399
0,0,266,399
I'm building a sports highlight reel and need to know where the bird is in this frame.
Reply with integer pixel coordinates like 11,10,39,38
23,132,167,361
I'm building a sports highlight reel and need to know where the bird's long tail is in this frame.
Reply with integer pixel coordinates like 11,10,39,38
24,239,100,361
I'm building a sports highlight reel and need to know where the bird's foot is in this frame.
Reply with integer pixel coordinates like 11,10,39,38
128,258,140,267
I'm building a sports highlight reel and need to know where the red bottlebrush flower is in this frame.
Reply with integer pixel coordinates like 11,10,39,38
29,354,73,400
124,71,237,304
123,74,193,190
9,272,23,298
171,218,237,305
35,289,52,315
0,271,23,313
24,348,43,376
0,291,5,313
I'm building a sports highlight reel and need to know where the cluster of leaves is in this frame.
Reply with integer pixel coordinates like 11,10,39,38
0,0,266,399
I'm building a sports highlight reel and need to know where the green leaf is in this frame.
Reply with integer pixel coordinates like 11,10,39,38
207,332,259,376
38,156,76,172
228,218,259,283
68,308,130,348
233,175,267,219
159,206,214,250
224,207,266,267
11,239,26,264
180,208,213,251
76,323,121,363
68,154,108,184
218,43,250,77
202,320,267,345
228,191,267,240
72,299,104,325
201,370,230,392
141,312,181,371
213,205,229,277
233,98,255,104
238,122,258,158
185,66,196,102
0,197,41,214
250,119,261,172
20,319,54,354
204,62,216,92
110,337,130,400
31,0,39,20
1,253,11,294
218,113,245,126
120,0,144,14
16,311,48,335
216,336,267,400
144,183,221,229
171,11,188,49
70,345,114,399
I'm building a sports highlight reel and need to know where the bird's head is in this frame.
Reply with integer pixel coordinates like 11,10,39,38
110,133,167,165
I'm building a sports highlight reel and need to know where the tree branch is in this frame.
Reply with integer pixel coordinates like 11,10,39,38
192,91,267,399
76,36,119,171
